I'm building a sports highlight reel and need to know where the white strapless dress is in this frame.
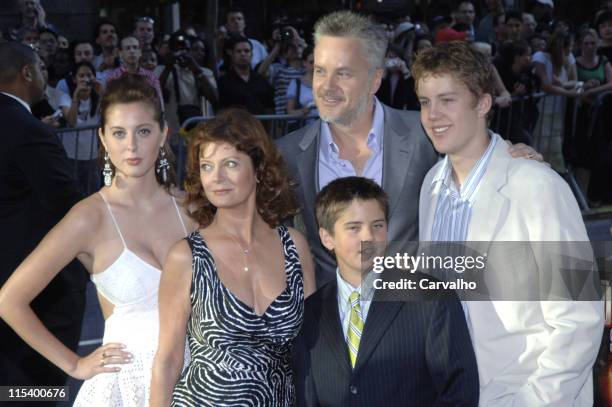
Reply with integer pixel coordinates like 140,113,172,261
73,192,188,407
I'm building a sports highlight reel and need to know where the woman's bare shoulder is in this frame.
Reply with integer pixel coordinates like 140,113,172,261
164,239,193,273
62,192,107,232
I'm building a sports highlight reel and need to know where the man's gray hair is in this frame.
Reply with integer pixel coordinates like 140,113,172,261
314,11,388,72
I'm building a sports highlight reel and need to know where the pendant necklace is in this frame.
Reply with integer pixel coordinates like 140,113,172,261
228,233,251,272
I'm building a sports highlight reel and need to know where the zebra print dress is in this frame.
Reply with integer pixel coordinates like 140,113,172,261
171,225,304,407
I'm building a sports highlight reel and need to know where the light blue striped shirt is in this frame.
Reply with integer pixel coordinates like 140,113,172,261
318,98,384,190
336,269,373,345
429,133,497,319
430,133,498,242
429,133,497,318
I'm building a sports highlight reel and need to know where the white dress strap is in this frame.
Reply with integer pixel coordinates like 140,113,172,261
98,192,127,248
171,196,188,235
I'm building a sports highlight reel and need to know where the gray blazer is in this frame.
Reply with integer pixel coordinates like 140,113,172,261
276,104,438,285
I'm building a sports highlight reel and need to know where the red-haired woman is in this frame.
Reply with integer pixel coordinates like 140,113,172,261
150,108,316,406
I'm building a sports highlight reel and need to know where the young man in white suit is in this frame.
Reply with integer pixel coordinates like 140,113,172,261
414,41,603,406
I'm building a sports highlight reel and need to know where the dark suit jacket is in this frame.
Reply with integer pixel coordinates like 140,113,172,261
293,274,480,407
276,104,438,285
0,93,87,388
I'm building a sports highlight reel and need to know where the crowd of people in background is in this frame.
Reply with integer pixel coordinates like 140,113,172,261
2,0,612,206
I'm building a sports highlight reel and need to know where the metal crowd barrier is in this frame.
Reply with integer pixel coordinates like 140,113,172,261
55,124,101,197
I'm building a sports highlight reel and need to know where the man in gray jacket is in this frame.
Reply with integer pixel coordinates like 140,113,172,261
276,11,437,285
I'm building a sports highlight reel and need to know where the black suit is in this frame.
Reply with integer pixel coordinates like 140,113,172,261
0,93,87,394
293,273,479,406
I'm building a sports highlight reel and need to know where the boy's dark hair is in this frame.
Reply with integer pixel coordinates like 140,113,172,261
315,176,388,234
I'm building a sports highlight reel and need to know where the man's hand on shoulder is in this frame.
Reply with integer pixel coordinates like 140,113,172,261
506,140,546,165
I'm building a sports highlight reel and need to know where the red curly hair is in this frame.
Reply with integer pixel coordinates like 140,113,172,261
183,108,299,228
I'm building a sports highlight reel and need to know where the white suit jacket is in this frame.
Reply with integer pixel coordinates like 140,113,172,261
419,134,603,406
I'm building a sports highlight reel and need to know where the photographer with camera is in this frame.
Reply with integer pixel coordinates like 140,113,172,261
55,40,106,97
156,32,217,130
63,61,102,194
255,26,308,115
65,62,100,128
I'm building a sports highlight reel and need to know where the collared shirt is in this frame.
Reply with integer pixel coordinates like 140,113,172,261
336,268,374,345
429,132,497,320
1,91,31,113
430,133,498,242
318,98,384,191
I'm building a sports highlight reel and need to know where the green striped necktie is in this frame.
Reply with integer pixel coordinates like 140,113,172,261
347,291,364,368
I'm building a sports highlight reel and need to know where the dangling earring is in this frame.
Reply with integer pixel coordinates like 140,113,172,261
156,147,170,183
103,152,113,186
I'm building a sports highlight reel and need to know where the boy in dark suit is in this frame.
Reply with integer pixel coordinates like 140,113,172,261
293,176,479,406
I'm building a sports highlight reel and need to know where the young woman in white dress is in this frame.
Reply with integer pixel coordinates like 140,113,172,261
0,73,196,406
